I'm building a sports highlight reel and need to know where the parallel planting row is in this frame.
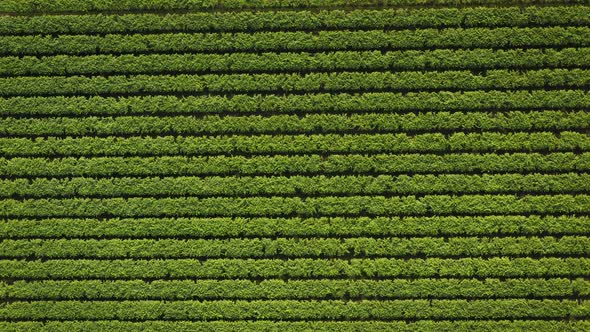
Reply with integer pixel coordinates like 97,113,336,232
3,278,589,300
2,69,590,97
1,194,588,217
0,6,588,35
1,0,588,13
3,90,588,117
1,321,589,332
1,236,589,259
1,152,588,177
2,111,588,137
2,27,589,56
2,132,588,157
2,257,589,279
2,48,589,77
1,174,588,198
2,216,589,238
1,299,589,321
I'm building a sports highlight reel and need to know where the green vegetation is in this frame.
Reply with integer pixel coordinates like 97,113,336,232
0,1,587,329
2,27,589,56
2,48,589,77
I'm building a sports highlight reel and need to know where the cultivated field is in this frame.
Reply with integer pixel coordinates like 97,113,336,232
0,0,589,330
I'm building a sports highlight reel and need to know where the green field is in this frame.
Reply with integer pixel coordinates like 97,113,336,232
0,0,589,331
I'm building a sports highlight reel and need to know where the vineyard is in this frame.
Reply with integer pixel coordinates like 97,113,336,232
0,0,589,331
